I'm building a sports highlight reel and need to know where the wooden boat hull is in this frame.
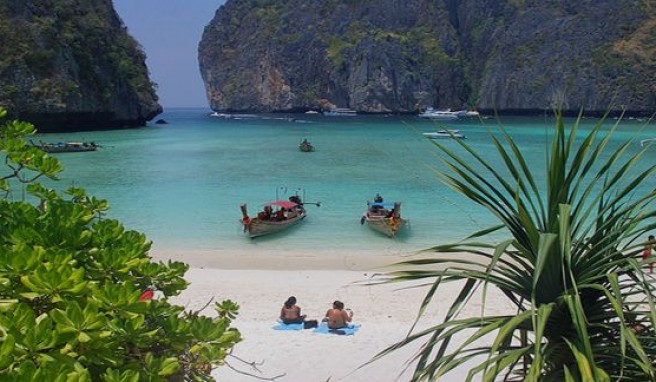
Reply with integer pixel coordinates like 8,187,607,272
36,142,98,153
299,143,314,152
364,216,406,237
41,146,97,153
245,212,307,238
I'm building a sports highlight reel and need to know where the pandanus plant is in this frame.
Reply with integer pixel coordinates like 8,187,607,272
379,112,656,381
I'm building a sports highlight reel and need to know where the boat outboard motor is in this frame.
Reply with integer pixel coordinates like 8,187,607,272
393,202,401,218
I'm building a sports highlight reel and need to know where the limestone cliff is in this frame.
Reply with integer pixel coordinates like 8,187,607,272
0,0,161,132
199,0,655,115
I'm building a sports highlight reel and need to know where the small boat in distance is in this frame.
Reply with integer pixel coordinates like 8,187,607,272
360,194,407,238
34,141,99,153
209,111,258,119
418,107,460,120
423,130,466,139
455,110,481,118
299,138,314,152
240,189,320,238
323,107,357,117
640,138,655,147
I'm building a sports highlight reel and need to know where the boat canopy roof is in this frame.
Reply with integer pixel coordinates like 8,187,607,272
367,202,395,208
265,200,298,208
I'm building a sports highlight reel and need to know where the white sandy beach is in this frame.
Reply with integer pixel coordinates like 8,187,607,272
154,249,515,382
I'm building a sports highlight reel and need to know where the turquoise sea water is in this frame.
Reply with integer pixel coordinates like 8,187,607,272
26,108,654,256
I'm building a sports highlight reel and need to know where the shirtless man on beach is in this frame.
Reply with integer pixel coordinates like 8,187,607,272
324,300,353,329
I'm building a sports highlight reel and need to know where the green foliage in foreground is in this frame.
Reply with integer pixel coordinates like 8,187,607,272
0,110,241,380
380,112,656,381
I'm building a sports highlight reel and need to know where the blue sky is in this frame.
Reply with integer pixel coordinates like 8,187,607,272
113,0,227,108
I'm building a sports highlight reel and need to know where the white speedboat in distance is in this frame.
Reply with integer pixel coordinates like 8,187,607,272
423,129,466,139
210,111,258,119
418,107,460,120
323,108,357,116
455,110,481,118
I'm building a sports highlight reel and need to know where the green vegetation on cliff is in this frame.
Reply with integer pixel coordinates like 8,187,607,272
199,0,656,115
0,0,161,131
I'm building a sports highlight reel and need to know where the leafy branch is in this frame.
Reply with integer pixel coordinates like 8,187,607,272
0,107,242,380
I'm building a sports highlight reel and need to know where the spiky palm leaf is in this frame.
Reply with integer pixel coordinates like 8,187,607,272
379,112,656,381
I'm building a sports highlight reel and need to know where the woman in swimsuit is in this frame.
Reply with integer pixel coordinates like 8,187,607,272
280,296,306,324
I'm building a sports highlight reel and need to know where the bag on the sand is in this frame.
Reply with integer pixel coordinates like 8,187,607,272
303,320,318,329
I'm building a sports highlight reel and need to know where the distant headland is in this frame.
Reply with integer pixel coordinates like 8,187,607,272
0,0,161,132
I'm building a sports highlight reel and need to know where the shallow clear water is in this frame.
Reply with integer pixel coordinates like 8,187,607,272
25,109,654,255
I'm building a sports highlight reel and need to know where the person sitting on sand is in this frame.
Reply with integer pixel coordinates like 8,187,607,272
280,296,306,324
324,300,353,329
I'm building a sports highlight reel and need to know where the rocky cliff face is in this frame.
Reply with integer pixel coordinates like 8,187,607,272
199,0,655,115
0,0,161,132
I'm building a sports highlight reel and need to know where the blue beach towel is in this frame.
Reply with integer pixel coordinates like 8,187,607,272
313,322,360,336
272,320,304,331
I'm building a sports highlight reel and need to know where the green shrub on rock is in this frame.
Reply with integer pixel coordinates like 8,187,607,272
0,109,241,380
